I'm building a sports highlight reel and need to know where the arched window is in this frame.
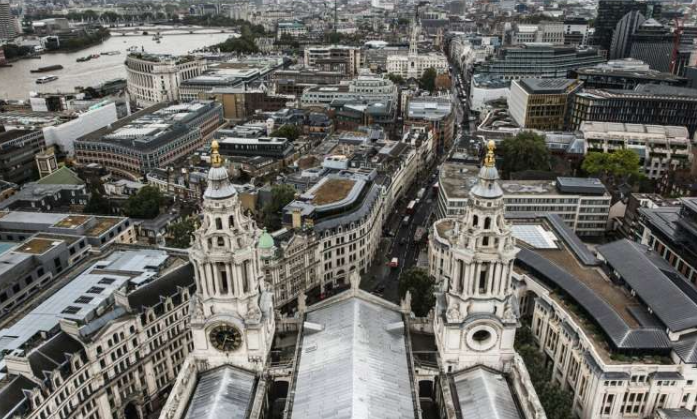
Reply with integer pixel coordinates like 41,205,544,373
484,217,491,230
217,237,225,247
228,215,234,228
457,260,464,292
472,215,479,227
478,265,488,294
215,218,223,230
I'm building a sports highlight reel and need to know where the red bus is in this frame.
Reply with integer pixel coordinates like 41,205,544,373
406,200,417,215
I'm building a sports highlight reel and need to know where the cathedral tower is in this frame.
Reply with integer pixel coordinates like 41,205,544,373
188,141,275,372
431,141,519,372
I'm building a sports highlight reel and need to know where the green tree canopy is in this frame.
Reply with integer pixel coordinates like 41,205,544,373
83,191,112,215
418,67,437,93
100,11,120,22
166,217,198,248
123,186,164,219
398,268,435,317
262,184,297,231
515,326,574,419
582,149,641,181
270,124,301,141
386,73,405,85
499,132,551,175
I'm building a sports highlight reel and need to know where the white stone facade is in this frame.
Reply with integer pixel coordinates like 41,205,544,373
126,54,206,108
430,145,521,372
187,146,275,373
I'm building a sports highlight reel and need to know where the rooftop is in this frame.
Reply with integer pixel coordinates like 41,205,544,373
310,178,356,206
183,365,256,419
15,238,61,255
580,121,689,139
452,367,522,419
439,162,607,199
53,215,90,229
0,249,169,356
518,78,579,94
291,297,416,418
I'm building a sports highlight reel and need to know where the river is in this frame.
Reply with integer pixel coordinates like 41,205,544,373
0,31,232,100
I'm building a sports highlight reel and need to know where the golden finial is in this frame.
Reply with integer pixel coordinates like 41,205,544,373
484,140,496,167
211,140,223,168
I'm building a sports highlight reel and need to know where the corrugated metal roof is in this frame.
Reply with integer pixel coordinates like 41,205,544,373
183,366,256,419
517,248,671,350
658,408,697,419
452,367,522,419
290,298,416,419
598,240,697,332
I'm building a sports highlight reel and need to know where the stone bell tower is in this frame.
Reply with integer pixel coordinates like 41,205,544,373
188,141,275,372
432,141,520,372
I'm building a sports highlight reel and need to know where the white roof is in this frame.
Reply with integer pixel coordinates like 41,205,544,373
0,250,168,355
291,297,416,419
453,367,522,419
184,366,256,419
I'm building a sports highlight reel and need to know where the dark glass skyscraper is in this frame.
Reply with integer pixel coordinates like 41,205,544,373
594,0,661,52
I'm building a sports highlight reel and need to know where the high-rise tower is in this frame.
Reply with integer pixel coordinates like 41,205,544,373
430,141,520,372
188,141,275,372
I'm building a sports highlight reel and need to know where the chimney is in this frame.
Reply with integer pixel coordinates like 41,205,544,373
292,208,302,229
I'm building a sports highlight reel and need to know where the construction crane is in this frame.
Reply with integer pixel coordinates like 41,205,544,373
670,18,684,75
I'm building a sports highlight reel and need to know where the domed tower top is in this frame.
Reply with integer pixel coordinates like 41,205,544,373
470,140,503,200
204,140,237,200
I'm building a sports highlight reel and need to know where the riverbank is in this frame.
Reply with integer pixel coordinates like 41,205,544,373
51,28,111,53
0,32,230,99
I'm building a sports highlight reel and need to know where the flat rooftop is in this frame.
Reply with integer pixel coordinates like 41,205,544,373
53,215,90,229
439,162,607,199
15,238,61,255
84,217,120,236
580,121,689,139
311,178,356,206
518,78,578,94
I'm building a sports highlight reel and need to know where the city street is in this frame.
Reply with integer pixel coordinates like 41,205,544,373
360,63,474,304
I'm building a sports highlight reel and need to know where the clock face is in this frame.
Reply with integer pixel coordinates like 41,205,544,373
209,324,243,352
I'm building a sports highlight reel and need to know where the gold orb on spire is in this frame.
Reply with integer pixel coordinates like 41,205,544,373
210,140,223,168
484,140,496,167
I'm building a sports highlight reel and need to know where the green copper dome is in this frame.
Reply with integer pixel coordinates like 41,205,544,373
258,229,275,249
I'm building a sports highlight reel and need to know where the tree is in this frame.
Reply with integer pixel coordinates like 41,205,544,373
582,149,640,183
386,73,405,85
262,184,297,230
499,131,551,175
270,124,301,141
398,268,435,317
83,191,112,215
515,325,574,419
122,186,164,219
100,11,120,22
418,67,437,93
166,217,198,248
2,44,34,59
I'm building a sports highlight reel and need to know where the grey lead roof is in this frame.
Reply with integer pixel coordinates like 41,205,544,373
184,366,256,419
659,409,697,419
291,297,416,419
516,248,671,350
597,239,697,332
452,367,522,419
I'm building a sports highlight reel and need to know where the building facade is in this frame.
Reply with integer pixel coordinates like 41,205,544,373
437,161,611,236
580,122,693,180
0,129,45,186
126,54,206,108
569,85,697,136
430,142,520,371
75,102,224,180
303,46,361,77
509,78,582,131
